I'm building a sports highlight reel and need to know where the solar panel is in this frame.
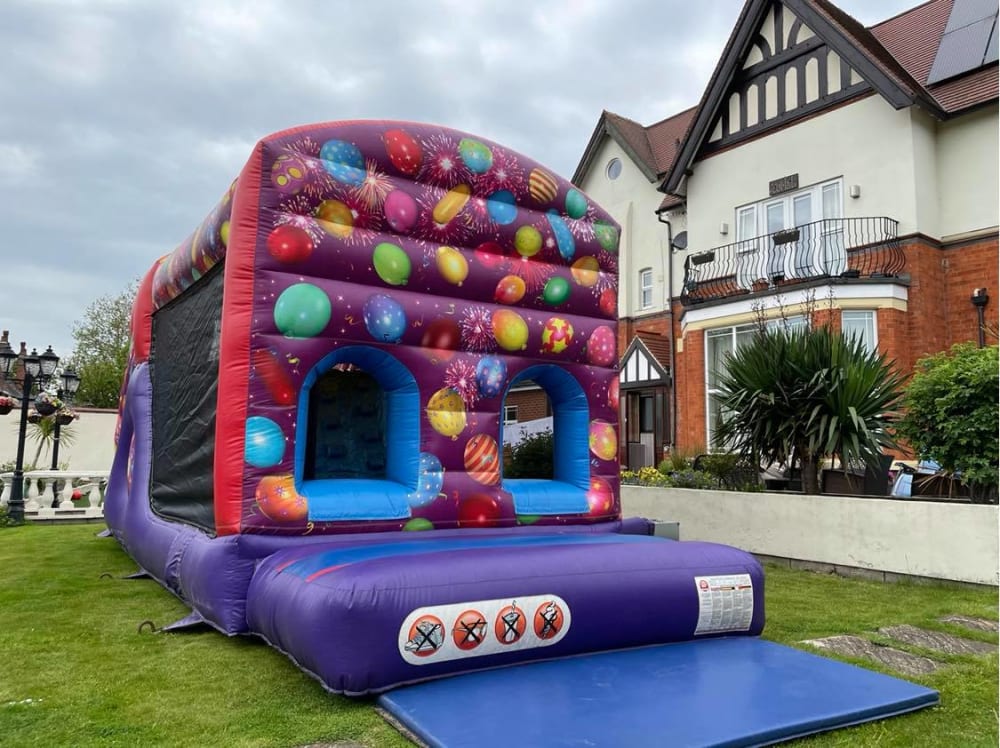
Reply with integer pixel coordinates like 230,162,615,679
944,0,997,32
927,0,999,85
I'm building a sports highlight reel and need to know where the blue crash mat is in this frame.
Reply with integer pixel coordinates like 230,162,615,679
378,637,939,747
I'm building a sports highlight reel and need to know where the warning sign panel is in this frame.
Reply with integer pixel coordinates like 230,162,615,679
398,594,571,665
693,574,754,635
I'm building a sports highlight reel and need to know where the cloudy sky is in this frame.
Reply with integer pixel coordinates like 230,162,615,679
0,0,916,363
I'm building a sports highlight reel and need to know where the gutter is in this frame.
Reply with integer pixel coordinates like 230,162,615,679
655,210,678,448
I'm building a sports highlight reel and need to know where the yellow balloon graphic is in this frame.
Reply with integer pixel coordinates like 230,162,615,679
316,199,354,239
492,309,529,351
433,184,472,225
571,256,599,287
426,387,467,439
436,246,469,286
219,220,231,247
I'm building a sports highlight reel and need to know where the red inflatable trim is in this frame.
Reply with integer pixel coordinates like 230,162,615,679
214,144,264,536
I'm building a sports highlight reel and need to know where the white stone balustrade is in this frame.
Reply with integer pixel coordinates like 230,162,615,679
0,470,109,520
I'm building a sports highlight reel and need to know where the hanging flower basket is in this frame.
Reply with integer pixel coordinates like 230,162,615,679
0,395,13,416
27,409,42,424
34,392,62,416
55,409,78,426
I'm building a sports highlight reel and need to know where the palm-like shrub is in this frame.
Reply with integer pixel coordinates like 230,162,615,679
714,325,903,494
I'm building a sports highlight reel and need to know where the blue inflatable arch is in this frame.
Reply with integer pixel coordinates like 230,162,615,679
501,364,590,516
294,345,420,521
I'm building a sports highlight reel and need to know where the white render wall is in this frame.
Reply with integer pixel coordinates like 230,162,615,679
578,136,687,316
684,95,920,264
0,408,117,471
936,104,1000,240
624,486,999,585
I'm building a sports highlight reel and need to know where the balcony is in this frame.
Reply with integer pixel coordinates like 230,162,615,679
681,217,904,306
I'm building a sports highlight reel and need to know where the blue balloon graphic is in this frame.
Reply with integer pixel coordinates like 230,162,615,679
546,210,576,261
363,294,407,343
486,190,517,225
475,356,507,398
245,416,285,468
320,139,366,186
407,452,444,508
458,138,493,174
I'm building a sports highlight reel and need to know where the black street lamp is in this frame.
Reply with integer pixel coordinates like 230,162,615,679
0,340,60,524
51,367,82,471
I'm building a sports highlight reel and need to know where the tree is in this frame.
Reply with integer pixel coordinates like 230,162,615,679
896,343,999,503
714,325,903,494
505,430,554,479
67,281,136,408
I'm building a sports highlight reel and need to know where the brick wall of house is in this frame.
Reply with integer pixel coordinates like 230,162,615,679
505,388,550,422
942,236,999,349
618,233,999,456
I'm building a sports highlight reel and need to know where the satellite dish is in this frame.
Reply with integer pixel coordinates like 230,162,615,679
671,231,688,251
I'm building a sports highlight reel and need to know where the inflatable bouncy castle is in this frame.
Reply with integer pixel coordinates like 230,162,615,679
105,120,765,695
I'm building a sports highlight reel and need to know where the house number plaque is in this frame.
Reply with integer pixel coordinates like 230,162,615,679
769,173,799,196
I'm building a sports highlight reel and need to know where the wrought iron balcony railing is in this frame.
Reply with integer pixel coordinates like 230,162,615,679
681,217,903,305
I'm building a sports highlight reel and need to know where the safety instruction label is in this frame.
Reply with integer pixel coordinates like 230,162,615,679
399,594,571,665
693,574,754,635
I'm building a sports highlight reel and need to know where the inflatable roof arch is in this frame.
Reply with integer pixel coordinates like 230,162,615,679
122,119,623,538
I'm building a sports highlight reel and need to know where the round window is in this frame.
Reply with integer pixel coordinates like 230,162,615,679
606,158,622,180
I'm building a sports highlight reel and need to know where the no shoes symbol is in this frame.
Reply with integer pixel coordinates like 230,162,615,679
494,602,526,644
405,614,444,657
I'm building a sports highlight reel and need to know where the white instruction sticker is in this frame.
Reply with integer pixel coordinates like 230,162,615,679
693,574,754,635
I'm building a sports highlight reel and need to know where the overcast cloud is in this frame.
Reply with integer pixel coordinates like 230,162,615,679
0,0,915,362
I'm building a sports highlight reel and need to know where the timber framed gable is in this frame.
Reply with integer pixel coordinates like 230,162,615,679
662,0,945,195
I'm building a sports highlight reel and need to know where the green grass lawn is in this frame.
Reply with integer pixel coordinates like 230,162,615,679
0,524,996,747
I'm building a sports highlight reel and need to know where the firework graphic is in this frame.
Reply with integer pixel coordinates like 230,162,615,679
594,251,619,295
473,147,525,197
352,158,394,212
277,193,326,232
510,254,551,293
566,211,597,243
459,307,497,352
419,133,471,188
444,359,479,408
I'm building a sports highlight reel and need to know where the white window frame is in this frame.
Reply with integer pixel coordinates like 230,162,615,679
639,267,653,309
705,315,807,450
503,404,518,424
841,309,877,354
734,178,845,288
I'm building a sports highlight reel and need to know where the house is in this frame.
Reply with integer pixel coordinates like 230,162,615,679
575,0,999,462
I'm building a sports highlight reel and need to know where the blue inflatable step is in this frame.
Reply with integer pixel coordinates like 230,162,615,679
378,637,939,747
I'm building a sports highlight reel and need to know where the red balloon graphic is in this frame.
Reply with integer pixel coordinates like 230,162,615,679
252,348,296,405
474,241,508,270
458,493,503,527
421,318,462,359
384,129,422,175
599,288,617,318
266,225,314,263
585,476,615,518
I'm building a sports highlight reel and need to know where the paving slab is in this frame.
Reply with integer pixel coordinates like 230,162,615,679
880,624,998,656
939,615,999,633
801,635,941,675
